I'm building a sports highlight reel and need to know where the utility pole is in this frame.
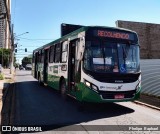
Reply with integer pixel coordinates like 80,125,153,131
9,30,29,74
10,24,14,74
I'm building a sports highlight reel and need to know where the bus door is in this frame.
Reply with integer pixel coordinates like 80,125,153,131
68,40,76,90
43,49,49,83
34,52,38,78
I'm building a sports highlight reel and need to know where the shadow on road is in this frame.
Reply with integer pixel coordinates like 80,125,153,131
13,80,135,131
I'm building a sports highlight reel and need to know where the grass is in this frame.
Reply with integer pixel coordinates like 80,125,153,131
0,73,4,80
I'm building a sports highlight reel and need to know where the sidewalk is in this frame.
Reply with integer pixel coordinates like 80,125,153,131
0,69,14,125
135,93,160,110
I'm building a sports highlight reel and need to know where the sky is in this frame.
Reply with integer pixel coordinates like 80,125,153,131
11,0,160,64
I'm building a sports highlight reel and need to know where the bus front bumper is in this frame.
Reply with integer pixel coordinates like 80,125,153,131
76,83,141,103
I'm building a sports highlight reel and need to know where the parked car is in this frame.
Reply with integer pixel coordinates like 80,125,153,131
19,65,25,70
25,64,32,70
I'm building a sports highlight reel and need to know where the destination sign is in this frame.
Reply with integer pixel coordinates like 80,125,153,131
94,30,135,40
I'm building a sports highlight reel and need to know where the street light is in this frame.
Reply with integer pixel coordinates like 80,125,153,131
14,32,29,38
10,30,29,74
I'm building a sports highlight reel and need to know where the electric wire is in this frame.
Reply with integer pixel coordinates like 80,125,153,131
12,0,17,24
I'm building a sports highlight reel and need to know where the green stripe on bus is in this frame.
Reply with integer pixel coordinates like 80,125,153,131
47,74,61,90
75,83,141,102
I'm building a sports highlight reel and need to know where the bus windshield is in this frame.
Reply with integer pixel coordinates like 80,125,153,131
83,41,140,73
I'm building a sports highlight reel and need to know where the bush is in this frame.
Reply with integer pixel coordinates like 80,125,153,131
0,73,4,80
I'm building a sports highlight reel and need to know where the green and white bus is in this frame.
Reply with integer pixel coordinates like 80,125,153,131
32,25,141,103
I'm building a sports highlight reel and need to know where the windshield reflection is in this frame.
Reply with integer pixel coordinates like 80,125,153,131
83,41,140,73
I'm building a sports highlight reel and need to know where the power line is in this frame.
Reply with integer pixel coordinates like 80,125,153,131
16,56,31,57
17,37,55,41
13,0,17,23
16,52,32,55
20,46,41,47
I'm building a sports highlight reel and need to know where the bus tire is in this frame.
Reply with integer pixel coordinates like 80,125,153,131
60,79,67,100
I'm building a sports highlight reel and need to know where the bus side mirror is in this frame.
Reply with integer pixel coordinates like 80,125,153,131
77,37,85,60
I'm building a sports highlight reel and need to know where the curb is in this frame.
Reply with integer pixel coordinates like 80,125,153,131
1,83,15,126
2,83,11,102
10,82,16,125
133,101,160,111
1,73,15,126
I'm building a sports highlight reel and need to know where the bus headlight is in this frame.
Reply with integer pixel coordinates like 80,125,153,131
84,79,98,92
85,81,91,87
91,84,98,91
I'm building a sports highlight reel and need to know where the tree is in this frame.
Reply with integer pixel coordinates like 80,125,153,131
14,62,19,68
0,48,11,68
22,56,32,67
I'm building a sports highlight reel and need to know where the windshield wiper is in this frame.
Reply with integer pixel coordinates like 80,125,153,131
122,45,130,59
122,46,127,59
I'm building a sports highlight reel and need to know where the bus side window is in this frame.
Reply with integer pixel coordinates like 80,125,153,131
41,51,44,63
49,45,55,63
38,51,41,63
61,42,68,63
32,53,34,63
55,43,61,63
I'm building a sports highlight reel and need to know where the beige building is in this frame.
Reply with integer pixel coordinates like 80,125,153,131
116,20,160,59
0,0,11,49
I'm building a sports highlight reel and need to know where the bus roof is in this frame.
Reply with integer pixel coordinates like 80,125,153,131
33,25,137,52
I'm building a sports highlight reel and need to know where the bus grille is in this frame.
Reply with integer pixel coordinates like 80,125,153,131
95,74,139,83
99,90,136,99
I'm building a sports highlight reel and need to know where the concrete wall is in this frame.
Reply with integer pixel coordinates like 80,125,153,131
116,20,160,59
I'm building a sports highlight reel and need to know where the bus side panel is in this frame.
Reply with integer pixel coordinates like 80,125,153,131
32,63,35,77
47,63,68,90
36,62,43,80
47,74,60,90
32,52,38,79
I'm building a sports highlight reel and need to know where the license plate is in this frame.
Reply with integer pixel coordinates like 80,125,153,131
114,94,124,99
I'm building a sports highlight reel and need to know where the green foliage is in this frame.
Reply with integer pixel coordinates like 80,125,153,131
0,73,4,80
22,56,32,67
0,48,11,68
28,54,32,58
14,62,19,68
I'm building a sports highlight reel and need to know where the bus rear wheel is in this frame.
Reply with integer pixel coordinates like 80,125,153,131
60,79,67,100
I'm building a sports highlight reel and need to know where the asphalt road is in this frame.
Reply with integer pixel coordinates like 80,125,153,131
14,70,160,133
